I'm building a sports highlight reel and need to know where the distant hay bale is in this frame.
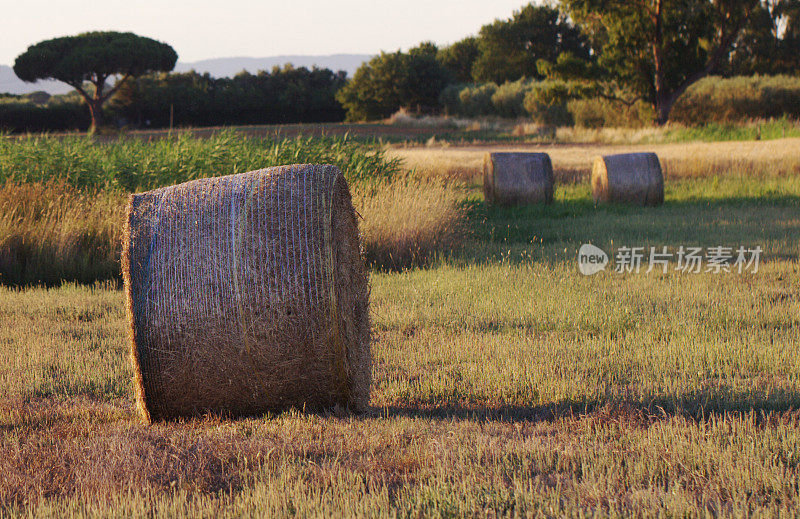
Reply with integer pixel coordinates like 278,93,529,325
121,164,371,423
591,152,664,206
483,152,554,205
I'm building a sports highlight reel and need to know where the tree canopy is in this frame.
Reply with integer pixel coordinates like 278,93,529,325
539,0,799,124
437,37,480,83
726,0,800,74
336,42,451,121
471,4,590,84
338,4,592,121
112,66,346,127
14,31,177,132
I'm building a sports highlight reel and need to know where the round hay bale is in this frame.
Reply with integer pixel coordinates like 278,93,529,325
121,164,371,423
483,152,554,205
591,152,664,206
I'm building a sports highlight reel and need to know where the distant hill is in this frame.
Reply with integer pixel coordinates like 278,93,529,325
1,54,373,95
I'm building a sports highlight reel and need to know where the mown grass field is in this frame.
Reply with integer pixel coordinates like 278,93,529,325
1,132,799,516
24,115,800,147
389,137,800,183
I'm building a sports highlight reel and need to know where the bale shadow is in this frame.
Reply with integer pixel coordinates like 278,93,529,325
471,193,800,226
368,386,800,426
458,193,800,266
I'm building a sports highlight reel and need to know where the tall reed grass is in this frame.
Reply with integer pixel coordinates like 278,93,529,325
0,130,401,190
0,132,469,284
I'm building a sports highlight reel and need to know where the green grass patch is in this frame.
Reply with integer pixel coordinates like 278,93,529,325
0,130,401,190
664,118,800,143
2,135,800,515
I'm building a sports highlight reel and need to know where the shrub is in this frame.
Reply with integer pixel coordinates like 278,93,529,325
457,83,498,117
491,78,533,118
566,99,605,128
567,99,654,128
439,83,469,115
671,75,800,125
522,83,573,126
445,80,542,119
0,101,90,133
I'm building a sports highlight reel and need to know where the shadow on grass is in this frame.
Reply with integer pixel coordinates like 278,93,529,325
371,387,800,425
5,388,799,430
458,193,800,265
471,193,800,226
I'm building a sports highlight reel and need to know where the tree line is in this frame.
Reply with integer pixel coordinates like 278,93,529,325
2,66,346,133
341,1,800,124
8,31,346,133
6,1,800,132
112,66,347,128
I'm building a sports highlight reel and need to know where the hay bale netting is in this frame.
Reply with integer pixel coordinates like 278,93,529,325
121,164,371,423
591,152,664,206
483,152,554,205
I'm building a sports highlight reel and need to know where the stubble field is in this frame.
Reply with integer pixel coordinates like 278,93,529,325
1,133,799,516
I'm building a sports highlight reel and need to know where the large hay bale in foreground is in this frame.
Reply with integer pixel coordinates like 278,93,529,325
483,152,554,205
591,152,664,206
122,164,370,423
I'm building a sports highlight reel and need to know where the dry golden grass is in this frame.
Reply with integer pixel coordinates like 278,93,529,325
1,255,799,515
2,134,800,516
388,137,800,184
0,175,467,285
5,396,800,516
353,176,467,270
0,182,125,286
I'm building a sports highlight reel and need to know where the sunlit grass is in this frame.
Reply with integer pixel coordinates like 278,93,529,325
356,175,467,270
0,130,401,190
0,134,464,283
1,138,800,515
389,137,800,184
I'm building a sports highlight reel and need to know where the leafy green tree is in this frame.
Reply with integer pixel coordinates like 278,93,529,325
111,66,346,128
437,37,480,83
14,31,177,132
472,4,590,84
336,52,410,121
336,42,451,121
775,0,800,70
546,0,789,124
728,0,800,74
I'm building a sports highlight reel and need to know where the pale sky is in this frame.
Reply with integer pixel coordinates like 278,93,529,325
2,0,533,65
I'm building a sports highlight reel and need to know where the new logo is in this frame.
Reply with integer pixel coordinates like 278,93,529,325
578,244,608,275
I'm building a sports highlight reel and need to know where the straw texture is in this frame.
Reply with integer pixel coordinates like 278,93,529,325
591,152,664,206
483,152,554,205
121,164,370,423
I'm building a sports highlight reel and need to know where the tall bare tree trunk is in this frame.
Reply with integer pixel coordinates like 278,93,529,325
652,0,670,125
655,94,676,126
87,97,104,134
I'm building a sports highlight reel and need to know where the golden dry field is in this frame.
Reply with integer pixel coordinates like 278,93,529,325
1,133,799,516
388,137,800,182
